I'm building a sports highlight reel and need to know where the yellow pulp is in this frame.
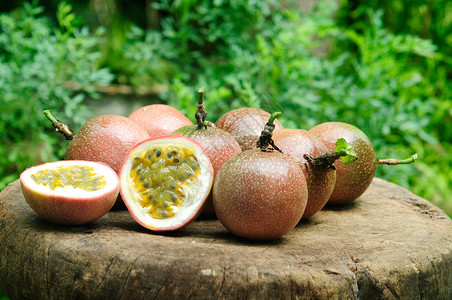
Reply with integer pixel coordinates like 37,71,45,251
31,165,106,191
130,145,201,219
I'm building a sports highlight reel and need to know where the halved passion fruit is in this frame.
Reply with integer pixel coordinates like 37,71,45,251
119,135,214,231
20,160,120,225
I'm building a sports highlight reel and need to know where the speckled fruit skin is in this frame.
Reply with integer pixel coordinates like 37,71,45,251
309,122,376,204
65,115,150,173
272,129,336,218
215,107,284,151
20,161,120,225
174,126,242,216
129,104,193,138
213,150,307,240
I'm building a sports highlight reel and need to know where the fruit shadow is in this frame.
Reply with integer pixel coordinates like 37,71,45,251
322,200,359,212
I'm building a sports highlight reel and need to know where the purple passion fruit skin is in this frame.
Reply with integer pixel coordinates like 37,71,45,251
20,160,120,225
213,150,308,241
215,107,284,151
272,129,336,218
309,122,376,204
129,104,193,138
119,135,214,232
174,125,241,216
65,115,150,173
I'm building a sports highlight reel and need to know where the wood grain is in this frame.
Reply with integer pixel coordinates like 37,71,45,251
1,178,451,299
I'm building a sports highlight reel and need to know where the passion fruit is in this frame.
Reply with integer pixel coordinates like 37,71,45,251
173,88,242,216
310,122,417,204
272,129,336,219
215,107,284,151
119,135,214,231
213,112,307,240
44,111,151,174
20,160,120,225
129,104,193,137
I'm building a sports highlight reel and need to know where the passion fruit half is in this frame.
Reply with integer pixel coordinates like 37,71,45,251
20,160,120,225
119,135,214,231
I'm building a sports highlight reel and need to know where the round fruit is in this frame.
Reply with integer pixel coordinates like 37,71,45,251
129,104,193,138
119,135,214,231
64,115,150,173
310,122,417,204
20,160,120,225
215,107,284,151
309,122,377,204
213,112,307,241
272,129,336,218
173,88,242,216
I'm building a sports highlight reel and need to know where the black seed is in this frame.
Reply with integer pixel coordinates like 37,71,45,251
148,194,154,200
147,154,153,160
166,152,172,159
173,157,180,163
179,175,186,181
136,168,142,174
142,182,150,188
155,149,162,157
140,175,145,181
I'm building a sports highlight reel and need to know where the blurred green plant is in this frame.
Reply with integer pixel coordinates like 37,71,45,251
0,1,113,190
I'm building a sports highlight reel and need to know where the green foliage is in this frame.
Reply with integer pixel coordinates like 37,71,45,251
0,2,113,190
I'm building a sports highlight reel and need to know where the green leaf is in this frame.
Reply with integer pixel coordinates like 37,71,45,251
334,138,358,165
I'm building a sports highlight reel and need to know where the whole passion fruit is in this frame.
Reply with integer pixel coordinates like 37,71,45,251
213,112,307,241
173,88,241,216
310,122,417,204
20,160,120,225
46,112,151,173
119,135,214,231
272,129,336,219
129,104,193,138
215,107,284,151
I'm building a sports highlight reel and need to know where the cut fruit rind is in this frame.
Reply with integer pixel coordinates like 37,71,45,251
20,160,120,225
119,135,214,231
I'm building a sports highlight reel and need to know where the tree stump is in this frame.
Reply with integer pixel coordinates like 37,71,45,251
0,178,451,299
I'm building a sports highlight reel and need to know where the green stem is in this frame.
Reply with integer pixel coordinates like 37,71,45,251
43,109,58,123
268,111,282,125
375,153,418,165
256,111,282,152
197,87,205,105
43,110,74,140
195,87,207,129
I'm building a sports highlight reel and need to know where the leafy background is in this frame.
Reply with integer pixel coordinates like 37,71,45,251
0,0,451,297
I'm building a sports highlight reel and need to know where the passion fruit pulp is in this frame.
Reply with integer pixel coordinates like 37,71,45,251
119,135,214,231
20,160,120,225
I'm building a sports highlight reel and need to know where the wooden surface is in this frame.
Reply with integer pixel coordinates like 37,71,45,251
1,178,451,300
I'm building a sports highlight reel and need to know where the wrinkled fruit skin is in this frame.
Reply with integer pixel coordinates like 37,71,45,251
215,107,284,151
20,161,120,225
174,125,242,216
119,135,214,231
273,129,336,218
309,122,376,204
213,150,307,240
65,115,150,173
129,104,193,138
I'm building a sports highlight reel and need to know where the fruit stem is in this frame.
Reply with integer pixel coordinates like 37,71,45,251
375,153,418,165
304,138,358,170
43,110,74,140
256,111,283,152
195,87,207,129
